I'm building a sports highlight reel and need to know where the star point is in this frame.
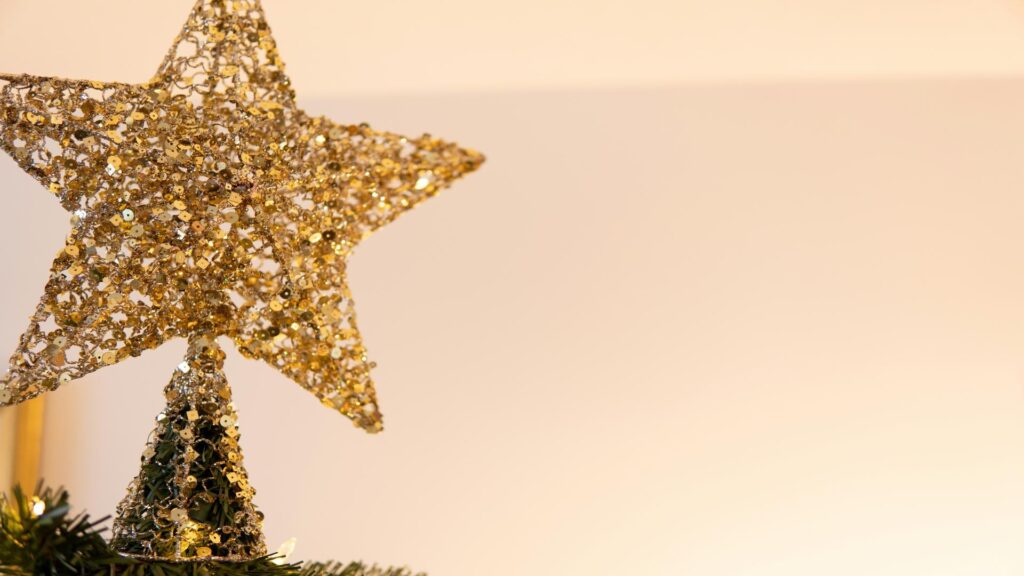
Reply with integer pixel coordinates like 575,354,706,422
0,0,484,432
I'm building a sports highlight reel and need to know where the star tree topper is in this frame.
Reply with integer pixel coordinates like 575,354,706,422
0,0,484,432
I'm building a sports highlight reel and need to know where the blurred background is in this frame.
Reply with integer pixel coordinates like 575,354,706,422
3,1,1024,575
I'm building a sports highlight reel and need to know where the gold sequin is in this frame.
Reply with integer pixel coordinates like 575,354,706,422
414,172,434,191
0,0,484,564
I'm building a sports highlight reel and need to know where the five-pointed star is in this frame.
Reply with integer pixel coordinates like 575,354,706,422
0,0,483,432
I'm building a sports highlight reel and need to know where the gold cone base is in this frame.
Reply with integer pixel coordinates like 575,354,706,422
110,336,267,561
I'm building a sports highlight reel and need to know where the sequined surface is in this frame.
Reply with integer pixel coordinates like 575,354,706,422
111,337,266,561
0,0,484,432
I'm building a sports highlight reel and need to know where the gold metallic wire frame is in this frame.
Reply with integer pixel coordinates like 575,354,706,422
0,0,485,564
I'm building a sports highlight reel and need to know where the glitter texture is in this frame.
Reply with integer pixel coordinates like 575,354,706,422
0,0,483,561
0,0,485,432
110,337,266,561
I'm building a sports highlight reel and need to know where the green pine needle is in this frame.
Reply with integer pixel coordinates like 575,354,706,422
0,485,423,576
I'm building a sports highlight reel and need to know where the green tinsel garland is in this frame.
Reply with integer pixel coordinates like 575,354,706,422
0,485,423,576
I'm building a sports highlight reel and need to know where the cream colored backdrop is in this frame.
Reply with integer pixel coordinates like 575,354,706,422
2,2,1024,575
2,0,1024,91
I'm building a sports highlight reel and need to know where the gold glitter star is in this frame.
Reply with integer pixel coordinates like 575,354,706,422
0,0,484,432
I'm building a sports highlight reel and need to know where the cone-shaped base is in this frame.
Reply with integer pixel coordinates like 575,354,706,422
110,336,267,561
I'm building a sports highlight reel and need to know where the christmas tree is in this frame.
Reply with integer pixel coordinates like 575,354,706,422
1,483,422,575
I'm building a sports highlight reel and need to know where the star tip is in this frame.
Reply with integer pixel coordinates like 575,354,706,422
463,148,487,171
349,411,385,434
367,418,386,435
358,425,386,435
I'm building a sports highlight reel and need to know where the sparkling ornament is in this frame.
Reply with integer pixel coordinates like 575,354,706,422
111,338,265,561
0,0,484,562
0,0,484,432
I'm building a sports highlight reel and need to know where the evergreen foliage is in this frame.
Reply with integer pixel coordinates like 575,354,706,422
0,485,422,576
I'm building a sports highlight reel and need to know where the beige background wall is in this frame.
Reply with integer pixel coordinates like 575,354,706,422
2,2,1024,575
1,0,1024,93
